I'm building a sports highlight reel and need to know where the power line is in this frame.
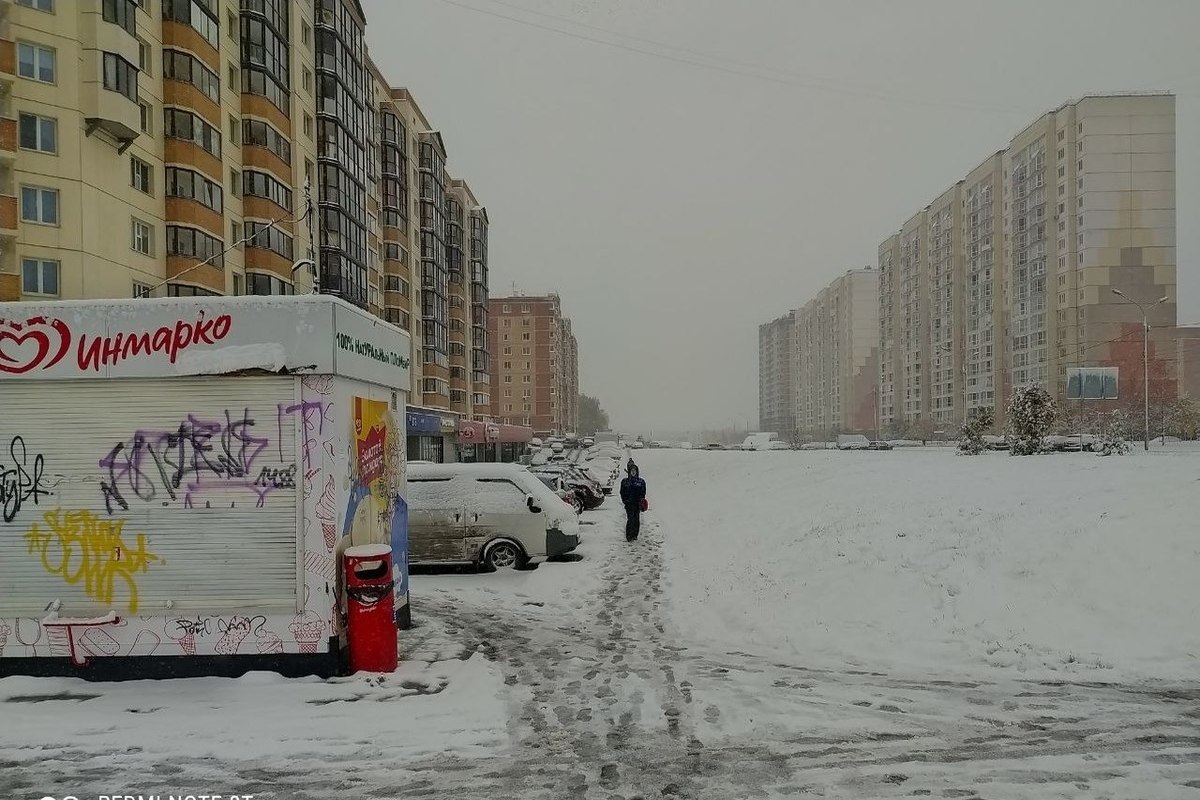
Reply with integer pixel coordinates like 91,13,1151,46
435,0,1029,114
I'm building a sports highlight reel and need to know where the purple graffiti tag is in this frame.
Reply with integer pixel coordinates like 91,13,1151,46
279,400,332,492
100,408,279,512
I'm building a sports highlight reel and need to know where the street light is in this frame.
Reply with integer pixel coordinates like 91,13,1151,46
1111,289,1170,451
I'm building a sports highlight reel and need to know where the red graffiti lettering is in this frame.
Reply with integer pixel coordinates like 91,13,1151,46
72,313,234,371
121,332,153,359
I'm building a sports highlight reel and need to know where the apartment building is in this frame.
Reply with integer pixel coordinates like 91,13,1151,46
879,93,1177,428
757,310,795,437
791,268,879,437
0,0,319,303
0,1,495,434
488,294,579,436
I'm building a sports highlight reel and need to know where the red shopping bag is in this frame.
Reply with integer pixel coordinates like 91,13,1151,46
639,498,649,512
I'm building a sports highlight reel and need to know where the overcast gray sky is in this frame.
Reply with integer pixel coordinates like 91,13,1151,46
363,0,1199,432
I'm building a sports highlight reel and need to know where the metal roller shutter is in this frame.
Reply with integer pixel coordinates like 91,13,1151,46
0,376,299,616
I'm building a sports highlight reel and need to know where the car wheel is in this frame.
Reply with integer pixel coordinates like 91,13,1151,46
483,540,526,571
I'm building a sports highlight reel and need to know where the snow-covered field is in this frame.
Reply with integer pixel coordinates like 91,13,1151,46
3,448,1199,799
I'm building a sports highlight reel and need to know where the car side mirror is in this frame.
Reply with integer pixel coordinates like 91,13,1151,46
526,494,542,514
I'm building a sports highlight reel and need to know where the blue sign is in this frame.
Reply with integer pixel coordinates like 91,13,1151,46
406,408,442,435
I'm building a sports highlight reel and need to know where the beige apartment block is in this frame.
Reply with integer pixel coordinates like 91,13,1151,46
791,268,879,437
1,1,494,423
758,310,795,437
488,294,578,435
0,0,318,303
879,92,1177,429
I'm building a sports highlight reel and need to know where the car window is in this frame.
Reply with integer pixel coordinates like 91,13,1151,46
471,478,533,513
406,477,458,509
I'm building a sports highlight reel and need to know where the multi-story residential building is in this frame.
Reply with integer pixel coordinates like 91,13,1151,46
789,268,879,437
758,311,795,437
879,93,1177,428
0,1,501,461
0,0,318,303
488,294,579,435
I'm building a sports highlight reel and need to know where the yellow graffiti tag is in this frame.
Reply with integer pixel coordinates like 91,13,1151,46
24,508,162,613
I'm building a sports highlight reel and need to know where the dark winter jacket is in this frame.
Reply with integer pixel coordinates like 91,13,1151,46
619,475,647,510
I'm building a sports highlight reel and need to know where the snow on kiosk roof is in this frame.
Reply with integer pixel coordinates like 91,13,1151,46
0,294,412,389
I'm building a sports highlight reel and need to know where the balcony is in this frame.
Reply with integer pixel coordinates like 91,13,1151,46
0,192,17,238
0,114,14,162
0,37,13,86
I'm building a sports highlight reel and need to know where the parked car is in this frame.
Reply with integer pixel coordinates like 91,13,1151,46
581,436,595,447
631,440,645,449
406,463,580,570
705,443,724,450
1046,434,1100,452
534,473,583,515
836,434,870,450
866,441,894,450
551,442,565,454
532,465,605,510
983,435,1009,451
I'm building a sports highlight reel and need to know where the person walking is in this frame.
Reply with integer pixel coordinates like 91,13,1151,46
619,461,647,541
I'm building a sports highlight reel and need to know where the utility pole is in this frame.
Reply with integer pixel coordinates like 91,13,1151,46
1111,289,1169,451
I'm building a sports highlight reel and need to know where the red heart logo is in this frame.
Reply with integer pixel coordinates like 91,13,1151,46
0,316,71,374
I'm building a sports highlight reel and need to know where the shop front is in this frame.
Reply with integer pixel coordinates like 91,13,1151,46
405,407,461,463
0,295,412,678
493,423,534,462
457,420,488,462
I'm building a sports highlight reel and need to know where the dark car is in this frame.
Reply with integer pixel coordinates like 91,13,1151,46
866,441,893,450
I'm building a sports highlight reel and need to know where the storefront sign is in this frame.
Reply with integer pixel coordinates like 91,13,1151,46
0,296,412,390
459,421,486,443
405,409,442,435
440,415,458,434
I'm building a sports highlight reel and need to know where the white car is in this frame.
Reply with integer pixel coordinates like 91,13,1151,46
406,463,580,570
551,442,565,454
631,441,645,449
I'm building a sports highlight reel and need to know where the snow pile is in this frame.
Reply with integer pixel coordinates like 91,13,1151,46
639,447,1200,680
173,343,289,375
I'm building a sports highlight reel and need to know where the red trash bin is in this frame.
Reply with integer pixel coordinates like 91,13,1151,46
344,544,398,673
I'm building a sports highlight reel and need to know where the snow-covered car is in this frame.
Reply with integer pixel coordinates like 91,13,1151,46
836,434,870,450
866,441,893,450
1045,434,1100,452
982,435,1009,450
533,473,583,515
551,442,565,454
581,437,595,447
631,441,645,449
407,463,580,570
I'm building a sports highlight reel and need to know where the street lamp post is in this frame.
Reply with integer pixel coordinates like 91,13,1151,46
1111,289,1169,451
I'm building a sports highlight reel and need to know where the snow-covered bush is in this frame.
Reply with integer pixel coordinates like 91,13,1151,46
1096,409,1132,456
957,407,995,456
1006,386,1056,456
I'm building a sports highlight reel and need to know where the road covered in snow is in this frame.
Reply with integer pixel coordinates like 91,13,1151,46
3,447,1199,799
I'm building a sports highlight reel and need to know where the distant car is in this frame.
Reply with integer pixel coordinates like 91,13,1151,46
530,437,544,448
705,443,724,450
631,441,645,449
581,437,595,447
866,441,893,450
836,434,870,450
678,441,693,450
551,442,565,454
767,440,792,450
982,435,1009,450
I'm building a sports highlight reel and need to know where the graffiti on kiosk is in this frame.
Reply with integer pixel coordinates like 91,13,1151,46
0,312,232,375
1,435,54,524
24,508,162,613
99,408,276,513
168,614,283,655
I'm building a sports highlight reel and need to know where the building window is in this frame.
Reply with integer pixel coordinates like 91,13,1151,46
241,118,291,164
18,113,57,154
21,258,59,296
246,271,296,296
131,218,154,255
17,0,54,11
245,220,294,260
228,62,238,92
103,0,139,35
302,67,312,93
241,169,293,211
228,114,239,145
18,42,56,83
102,52,139,102
130,156,153,195
136,38,151,75
231,220,241,245
162,0,219,50
164,107,221,157
301,21,311,48
138,99,152,133
303,113,313,139
226,9,236,40
167,224,224,267
233,273,243,296
133,281,152,298
163,49,220,102
166,166,223,213
167,283,219,297
230,168,240,196
20,185,59,225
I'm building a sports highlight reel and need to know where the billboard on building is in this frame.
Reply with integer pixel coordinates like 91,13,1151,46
1065,367,1119,400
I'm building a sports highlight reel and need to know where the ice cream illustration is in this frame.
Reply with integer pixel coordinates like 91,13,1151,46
289,610,325,653
256,630,284,654
215,623,251,655
316,475,337,549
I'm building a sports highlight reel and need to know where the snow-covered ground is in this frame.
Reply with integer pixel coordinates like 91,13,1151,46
3,448,1199,799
